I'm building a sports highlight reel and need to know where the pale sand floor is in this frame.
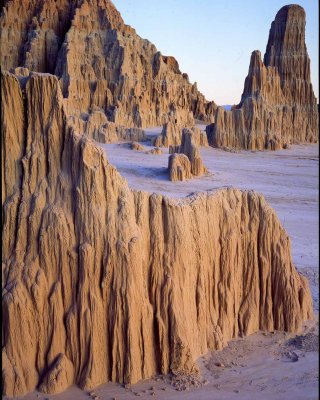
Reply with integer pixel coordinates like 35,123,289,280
10,134,319,400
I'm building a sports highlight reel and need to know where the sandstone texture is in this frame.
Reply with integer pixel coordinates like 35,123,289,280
1,67,313,398
0,0,216,132
168,154,192,182
206,5,318,150
68,109,147,143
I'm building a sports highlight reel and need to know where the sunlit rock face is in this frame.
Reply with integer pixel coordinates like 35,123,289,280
0,0,216,129
207,5,318,150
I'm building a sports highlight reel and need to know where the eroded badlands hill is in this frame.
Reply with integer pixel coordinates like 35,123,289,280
206,4,318,150
0,0,216,128
1,69,312,397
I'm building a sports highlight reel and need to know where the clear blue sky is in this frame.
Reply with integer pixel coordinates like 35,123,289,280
113,0,319,105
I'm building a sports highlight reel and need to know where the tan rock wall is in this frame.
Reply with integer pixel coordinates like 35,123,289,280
1,71,312,397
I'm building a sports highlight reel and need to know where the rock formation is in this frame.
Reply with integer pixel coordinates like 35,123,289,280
168,154,192,182
168,129,207,180
206,5,318,150
0,0,217,131
1,2,316,398
154,120,183,148
179,129,207,176
1,66,313,398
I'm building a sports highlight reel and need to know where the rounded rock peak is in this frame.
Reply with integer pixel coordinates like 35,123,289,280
275,4,306,22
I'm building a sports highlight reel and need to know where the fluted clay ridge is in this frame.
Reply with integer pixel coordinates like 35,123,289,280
1,71,312,397
207,4,318,150
0,0,216,129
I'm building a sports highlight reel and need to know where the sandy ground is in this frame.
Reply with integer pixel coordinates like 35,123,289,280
7,129,319,400
12,323,319,400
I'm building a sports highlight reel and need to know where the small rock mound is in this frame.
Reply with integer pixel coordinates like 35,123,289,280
286,333,319,352
130,142,145,151
168,154,192,182
147,147,163,155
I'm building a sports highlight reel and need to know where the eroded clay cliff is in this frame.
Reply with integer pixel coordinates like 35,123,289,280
206,4,318,150
0,0,217,130
1,70,313,397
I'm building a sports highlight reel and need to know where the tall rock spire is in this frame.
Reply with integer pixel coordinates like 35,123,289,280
263,4,313,104
207,4,318,150
264,5,308,78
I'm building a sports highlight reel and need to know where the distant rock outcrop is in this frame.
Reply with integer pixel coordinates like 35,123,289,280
68,109,147,143
190,126,209,147
0,0,217,130
206,5,318,150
